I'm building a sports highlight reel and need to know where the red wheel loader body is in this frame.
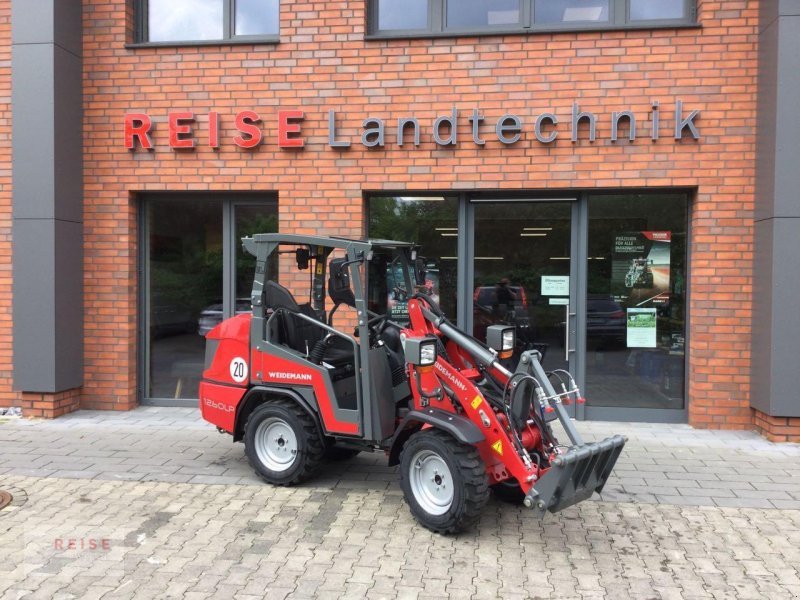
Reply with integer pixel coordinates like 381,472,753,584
200,234,625,532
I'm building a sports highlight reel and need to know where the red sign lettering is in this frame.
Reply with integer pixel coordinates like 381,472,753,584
278,110,305,148
124,113,153,150
208,111,220,149
234,111,262,149
168,112,195,149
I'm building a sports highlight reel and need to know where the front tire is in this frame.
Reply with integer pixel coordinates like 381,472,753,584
399,429,489,534
244,400,324,486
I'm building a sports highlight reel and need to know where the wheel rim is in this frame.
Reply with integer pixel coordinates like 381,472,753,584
409,449,454,516
254,417,298,472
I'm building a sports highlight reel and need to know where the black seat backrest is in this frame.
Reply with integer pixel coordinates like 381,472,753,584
264,281,323,354
328,258,356,324
265,280,301,313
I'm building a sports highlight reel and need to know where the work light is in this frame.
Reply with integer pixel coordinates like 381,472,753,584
405,336,438,369
487,325,516,358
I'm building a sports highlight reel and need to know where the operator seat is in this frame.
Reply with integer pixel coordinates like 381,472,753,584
265,280,353,372
265,281,323,354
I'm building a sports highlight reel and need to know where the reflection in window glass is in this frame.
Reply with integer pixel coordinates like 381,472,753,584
629,0,685,21
368,196,459,323
585,194,688,410
235,202,279,302
235,0,280,35
148,0,223,42
533,0,609,24
473,202,572,372
378,0,429,30
447,0,521,28
148,199,222,398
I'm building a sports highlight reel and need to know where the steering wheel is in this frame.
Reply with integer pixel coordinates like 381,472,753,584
366,310,388,333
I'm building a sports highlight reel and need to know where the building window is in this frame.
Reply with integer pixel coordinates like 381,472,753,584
136,0,279,44
447,0,522,29
533,0,610,25
377,0,429,31
369,0,695,37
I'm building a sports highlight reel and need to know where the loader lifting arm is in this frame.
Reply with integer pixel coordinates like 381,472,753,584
407,293,626,517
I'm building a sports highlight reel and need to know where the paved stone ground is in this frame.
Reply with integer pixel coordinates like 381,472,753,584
2,409,799,509
1,408,800,599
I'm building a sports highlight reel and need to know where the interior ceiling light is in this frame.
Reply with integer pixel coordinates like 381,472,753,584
398,196,445,202
523,227,553,231
520,233,547,237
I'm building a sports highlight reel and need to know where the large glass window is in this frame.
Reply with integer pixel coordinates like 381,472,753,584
629,0,686,21
138,0,279,44
368,196,459,323
377,0,429,31
584,193,688,410
447,0,521,29
534,0,609,24
144,197,278,402
369,0,694,36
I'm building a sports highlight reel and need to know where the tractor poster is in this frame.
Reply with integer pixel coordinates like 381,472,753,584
611,231,671,307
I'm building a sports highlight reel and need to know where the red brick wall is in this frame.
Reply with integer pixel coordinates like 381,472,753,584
4,0,782,435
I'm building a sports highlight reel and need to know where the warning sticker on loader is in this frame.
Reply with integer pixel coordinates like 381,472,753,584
491,440,503,455
471,396,483,409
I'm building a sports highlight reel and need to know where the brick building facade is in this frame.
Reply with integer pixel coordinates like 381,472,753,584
2,0,799,441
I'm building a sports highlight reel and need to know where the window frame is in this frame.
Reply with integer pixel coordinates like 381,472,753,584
132,0,280,47
367,0,697,40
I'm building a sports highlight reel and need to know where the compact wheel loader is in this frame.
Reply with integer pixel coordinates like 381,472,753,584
200,235,625,533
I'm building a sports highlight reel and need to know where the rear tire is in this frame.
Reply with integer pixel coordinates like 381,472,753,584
399,429,489,534
244,400,324,485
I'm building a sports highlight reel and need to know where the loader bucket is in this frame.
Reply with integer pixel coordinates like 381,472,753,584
526,435,626,518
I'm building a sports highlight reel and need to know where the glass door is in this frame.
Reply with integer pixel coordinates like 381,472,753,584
469,199,578,414
142,195,278,406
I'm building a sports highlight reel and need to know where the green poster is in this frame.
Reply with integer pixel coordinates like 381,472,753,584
627,308,657,348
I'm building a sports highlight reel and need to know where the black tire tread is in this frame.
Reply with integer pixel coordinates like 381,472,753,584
245,398,324,486
400,429,490,534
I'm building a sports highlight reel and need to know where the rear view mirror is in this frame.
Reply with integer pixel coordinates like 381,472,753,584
296,248,310,270
328,258,351,294
414,257,427,284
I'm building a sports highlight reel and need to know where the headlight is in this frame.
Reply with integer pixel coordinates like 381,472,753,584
405,336,438,368
502,329,515,351
487,325,516,355
419,342,437,366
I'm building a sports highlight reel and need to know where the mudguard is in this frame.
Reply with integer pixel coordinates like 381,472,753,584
233,385,324,444
387,408,485,466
